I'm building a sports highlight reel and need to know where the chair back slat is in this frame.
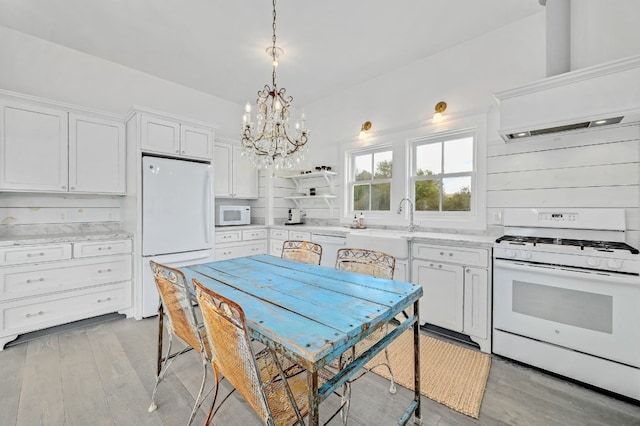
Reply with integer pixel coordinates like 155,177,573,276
194,279,272,423
150,261,205,354
335,248,395,279
281,240,323,265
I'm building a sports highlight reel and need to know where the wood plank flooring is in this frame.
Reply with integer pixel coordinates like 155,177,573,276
1,315,639,426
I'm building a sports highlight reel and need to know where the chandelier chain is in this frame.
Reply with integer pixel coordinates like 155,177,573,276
271,0,277,86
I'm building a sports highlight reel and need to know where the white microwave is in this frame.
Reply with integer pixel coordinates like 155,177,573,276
215,205,251,226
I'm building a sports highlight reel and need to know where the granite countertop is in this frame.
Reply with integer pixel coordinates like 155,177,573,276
0,231,134,247
269,224,496,248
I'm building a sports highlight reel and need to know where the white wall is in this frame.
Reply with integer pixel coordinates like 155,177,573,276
299,13,546,227
0,25,241,139
571,1,640,70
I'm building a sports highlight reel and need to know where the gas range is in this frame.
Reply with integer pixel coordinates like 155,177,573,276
494,208,640,275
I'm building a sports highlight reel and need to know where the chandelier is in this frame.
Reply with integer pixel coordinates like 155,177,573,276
241,0,309,169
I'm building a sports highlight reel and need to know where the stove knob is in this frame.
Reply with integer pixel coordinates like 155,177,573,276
520,251,532,260
607,259,623,269
586,257,601,267
505,249,517,258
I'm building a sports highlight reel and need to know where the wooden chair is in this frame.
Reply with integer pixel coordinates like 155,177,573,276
148,261,211,425
193,278,311,426
334,248,398,422
281,240,323,265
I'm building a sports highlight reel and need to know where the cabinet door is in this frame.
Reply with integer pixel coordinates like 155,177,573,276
412,259,464,332
140,115,180,155
0,100,68,191
181,124,213,160
69,113,125,194
463,266,488,339
214,143,233,197
232,145,259,198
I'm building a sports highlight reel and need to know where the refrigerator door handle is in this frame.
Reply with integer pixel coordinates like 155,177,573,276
205,172,212,244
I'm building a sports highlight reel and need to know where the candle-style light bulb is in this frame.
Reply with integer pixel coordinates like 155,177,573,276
245,102,252,113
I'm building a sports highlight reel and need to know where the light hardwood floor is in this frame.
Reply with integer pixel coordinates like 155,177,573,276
1,315,639,426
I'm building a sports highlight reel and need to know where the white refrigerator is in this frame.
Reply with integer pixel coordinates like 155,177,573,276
140,156,214,317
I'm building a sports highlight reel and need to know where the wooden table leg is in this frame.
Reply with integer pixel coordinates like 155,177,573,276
413,300,422,425
308,370,319,425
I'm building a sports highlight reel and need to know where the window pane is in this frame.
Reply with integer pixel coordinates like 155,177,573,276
354,153,372,181
373,151,393,179
371,183,390,210
442,176,471,211
443,137,473,173
415,143,442,175
415,179,440,211
353,184,370,210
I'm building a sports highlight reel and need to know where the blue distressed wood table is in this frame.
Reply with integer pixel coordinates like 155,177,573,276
181,254,423,425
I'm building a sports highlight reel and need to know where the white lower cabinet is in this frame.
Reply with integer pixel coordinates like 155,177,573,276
215,228,267,261
0,239,132,350
269,229,289,257
411,242,490,352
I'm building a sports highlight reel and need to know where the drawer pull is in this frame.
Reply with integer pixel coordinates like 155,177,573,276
439,252,444,255
26,277,45,284
449,253,453,256
97,268,113,273
26,252,46,258
26,311,44,318
97,246,113,251
97,297,112,303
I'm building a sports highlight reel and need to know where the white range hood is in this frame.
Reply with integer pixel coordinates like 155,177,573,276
494,55,640,142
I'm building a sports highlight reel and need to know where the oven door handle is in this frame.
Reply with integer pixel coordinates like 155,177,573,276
494,259,640,287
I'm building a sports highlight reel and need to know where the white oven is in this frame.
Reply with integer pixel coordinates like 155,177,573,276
492,208,640,401
494,259,640,368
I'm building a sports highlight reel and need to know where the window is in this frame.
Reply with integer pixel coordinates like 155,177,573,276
349,148,392,211
411,132,474,213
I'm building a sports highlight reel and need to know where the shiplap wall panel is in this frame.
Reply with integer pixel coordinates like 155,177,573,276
488,186,639,208
488,163,639,191
488,140,639,173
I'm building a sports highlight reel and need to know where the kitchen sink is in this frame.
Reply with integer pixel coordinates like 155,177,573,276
345,230,411,259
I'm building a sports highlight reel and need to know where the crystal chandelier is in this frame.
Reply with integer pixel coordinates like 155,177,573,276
241,0,309,170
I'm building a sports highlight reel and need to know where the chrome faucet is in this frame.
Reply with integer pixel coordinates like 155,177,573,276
397,198,418,232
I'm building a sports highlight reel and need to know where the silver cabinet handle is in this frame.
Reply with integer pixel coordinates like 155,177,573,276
466,268,470,273
70,186,75,190
438,264,442,268
97,297,112,303
26,252,46,257
26,277,45,284
97,268,112,273
26,311,44,318
97,246,112,251
449,252,453,256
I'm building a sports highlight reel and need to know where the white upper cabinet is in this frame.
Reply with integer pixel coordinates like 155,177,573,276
141,115,213,160
214,142,258,198
69,113,125,194
0,100,68,192
0,95,125,194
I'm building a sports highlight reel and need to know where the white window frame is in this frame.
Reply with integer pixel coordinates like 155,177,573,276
347,145,393,213
408,115,486,230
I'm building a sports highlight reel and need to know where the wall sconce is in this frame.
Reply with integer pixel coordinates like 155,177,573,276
358,121,372,140
432,101,447,123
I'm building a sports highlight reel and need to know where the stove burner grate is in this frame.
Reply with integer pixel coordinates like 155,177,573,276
495,235,639,254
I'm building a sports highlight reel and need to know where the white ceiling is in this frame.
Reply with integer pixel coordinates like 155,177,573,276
0,0,543,107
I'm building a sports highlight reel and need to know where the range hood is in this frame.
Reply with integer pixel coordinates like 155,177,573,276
495,55,640,142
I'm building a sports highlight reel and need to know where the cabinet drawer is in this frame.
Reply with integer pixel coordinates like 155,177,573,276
270,229,288,240
0,282,131,338
412,243,488,268
0,255,132,301
245,241,267,256
289,231,311,241
242,229,267,241
73,239,132,258
0,244,72,266
215,231,242,244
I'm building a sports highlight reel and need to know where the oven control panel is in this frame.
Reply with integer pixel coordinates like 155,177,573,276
538,212,578,223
